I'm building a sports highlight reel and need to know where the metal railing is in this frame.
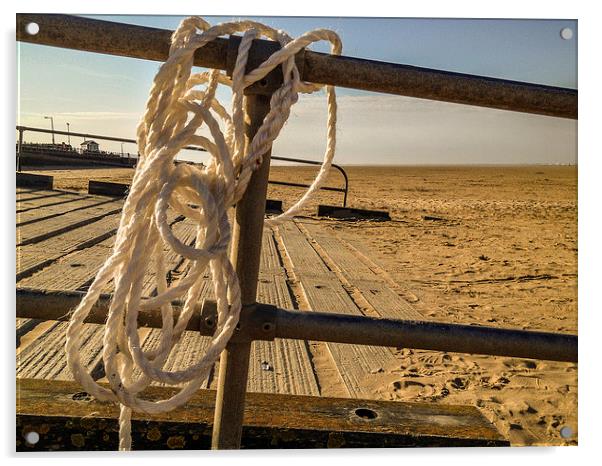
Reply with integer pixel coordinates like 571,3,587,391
16,13,578,450
16,125,350,207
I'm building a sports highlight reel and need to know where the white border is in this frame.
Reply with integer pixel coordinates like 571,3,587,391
2,1,599,465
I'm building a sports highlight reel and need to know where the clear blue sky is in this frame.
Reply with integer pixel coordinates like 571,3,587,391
17,16,577,164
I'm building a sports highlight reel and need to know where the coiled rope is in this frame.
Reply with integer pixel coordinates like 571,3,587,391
65,16,341,450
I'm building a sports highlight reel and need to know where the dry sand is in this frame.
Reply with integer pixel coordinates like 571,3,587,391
33,164,578,446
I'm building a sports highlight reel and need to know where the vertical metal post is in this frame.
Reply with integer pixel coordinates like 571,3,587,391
17,129,24,172
211,94,273,449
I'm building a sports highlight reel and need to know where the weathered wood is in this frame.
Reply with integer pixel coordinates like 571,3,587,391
16,378,508,450
16,319,41,347
16,213,122,280
353,280,422,320
277,222,396,398
17,196,118,227
16,172,53,189
17,191,82,212
16,216,187,382
300,222,377,279
203,230,320,396
317,205,391,221
16,190,70,203
249,271,320,396
88,180,130,197
278,222,331,276
16,322,103,380
17,200,123,246
301,222,422,320
18,236,115,292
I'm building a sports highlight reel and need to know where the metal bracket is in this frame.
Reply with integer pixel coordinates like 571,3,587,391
200,300,277,342
225,35,305,96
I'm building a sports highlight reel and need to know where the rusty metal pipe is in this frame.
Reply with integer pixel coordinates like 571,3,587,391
16,14,577,119
211,93,274,449
271,155,349,207
275,308,577,363
16,288,577,363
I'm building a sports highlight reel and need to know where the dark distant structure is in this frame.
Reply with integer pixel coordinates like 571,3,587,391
81,140,100,153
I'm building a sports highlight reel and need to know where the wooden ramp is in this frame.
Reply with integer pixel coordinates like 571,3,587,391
15,188,506,447
15,189,425,395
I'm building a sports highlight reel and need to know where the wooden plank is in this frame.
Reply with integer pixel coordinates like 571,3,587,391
301,222,422,320
16,190,70,202
16,378,508,450
277,222,330,276
16,187,37,195
16,200,123,246
16,212,121,280
247,272,320,396
140,329,214,389
299,223,376,279
88,180,129,197
16,216,188,383
16,322,103,380
16,318,41,347
18,236,115,292
16,172,53,189
17,196,118,226
202,230,320,396
17,191,82,212
277,222,396,398
353,280,423,320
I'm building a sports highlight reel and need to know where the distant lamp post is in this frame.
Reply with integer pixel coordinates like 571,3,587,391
121,142,124,156
66,122,71,146
44,116,55,144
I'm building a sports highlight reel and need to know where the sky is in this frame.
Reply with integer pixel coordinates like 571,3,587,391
16,15,578,165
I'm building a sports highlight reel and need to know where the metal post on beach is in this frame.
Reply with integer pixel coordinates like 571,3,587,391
17,128,24,172
211,94,274,449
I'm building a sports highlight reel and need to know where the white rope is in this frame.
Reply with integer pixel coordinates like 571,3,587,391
65,16,341,451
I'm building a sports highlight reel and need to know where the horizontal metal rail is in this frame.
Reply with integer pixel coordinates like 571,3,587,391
16,14,577,119
16,288,578,363
16,126,350,206
16,125,204,153
270,155,349,207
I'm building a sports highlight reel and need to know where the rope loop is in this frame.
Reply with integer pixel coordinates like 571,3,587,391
65,16,341,451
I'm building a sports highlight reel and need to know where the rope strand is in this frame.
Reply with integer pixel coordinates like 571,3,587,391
65,16,341,451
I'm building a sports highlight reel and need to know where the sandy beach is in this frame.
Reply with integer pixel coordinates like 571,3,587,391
30,164,578,446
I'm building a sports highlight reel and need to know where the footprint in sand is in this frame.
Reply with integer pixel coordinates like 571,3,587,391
503,358,538,370
390,379,437,399
449,376,469,390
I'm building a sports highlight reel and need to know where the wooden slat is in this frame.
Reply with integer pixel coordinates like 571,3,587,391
277,222,396,398
205,230,320,396
18,236,114,291
16,318,41,347
278,222,331,276
301,222,422,320
16,216,187,383
353,279,423,320
16,190,71,202
17,196,117,226
300,223,376,279
247,272,320,395
17,191,82,212
16,212,121,280
16,378,508,450
16,321,103,380
16,199,123,246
